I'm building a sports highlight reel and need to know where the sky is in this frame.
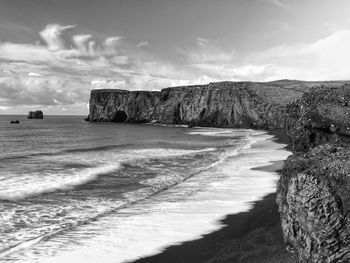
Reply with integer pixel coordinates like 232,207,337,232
1,0,350,115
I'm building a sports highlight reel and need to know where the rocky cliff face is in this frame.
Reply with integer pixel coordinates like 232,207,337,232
277,85,350,262
88,80,319,129
88,80,348,129
285,85,350,152
88,89,161,123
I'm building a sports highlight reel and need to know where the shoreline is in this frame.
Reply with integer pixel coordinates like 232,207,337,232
132,129,297,263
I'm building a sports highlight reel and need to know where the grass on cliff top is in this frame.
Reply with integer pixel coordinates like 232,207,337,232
252,80,349,105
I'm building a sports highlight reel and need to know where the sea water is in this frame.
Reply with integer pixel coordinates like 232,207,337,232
0,115,290,262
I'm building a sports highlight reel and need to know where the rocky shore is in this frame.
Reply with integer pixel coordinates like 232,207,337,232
277,86,350,262
87,80,350,262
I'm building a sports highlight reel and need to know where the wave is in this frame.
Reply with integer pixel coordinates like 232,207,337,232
0,198,129,259
1,147,218,202
0,144,134,162
0,146,223,259
0,164,121,201
139,139,250,190
187,127,264,137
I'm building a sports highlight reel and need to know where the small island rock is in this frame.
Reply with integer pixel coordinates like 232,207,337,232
27,110,44,119
9,120,20,124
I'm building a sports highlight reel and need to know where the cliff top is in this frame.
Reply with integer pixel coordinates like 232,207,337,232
91,80,349,106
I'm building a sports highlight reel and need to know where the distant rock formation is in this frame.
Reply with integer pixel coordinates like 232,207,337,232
87,80,348,129
27,110,43,119
88,80,340,129
9,120,20,124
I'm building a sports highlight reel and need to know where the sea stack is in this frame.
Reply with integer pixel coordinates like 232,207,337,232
27,110,44,119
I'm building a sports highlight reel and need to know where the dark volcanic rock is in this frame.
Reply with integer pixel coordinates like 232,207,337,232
87,81,312,129
89,89,160,123
9,120,20,124
277,85,350,263
27,110,44,119
88,80,347,129
286,85,350,152
277,145,350,263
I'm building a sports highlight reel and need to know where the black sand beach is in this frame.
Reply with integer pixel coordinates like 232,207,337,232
133,193,298,263
133,130,298,263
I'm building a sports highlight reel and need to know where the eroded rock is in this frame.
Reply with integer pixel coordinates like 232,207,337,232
278,85,350,262
87,81,311,129
277,145,350,262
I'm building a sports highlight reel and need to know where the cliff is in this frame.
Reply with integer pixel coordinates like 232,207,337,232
277,85,350,262
88,80,338,129
285,85,350,151
27,110,43,119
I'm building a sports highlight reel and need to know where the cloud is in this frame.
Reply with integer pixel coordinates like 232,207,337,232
270,0,293,11
181,30,350,82
137,41,150,48
190,38,235,63
39,24,75,51
0,23,186,113
28,72,44,77
178,38,239,81
0,76,87,107
248,29,350,80
0,43,55,62
72,34,92,53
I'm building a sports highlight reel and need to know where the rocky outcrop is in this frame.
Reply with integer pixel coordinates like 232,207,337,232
88,80,314,129
156,83,287,128
88,89,161,123
27,110,43,119
9,120,20,124
277,85,350,262
285,85,350,152
88,80,348,129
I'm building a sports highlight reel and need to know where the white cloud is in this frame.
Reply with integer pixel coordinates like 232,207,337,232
137,41,150,48
0,43,54,62
39,24,75,51
196,37,210,46
249,29,350,80
28,72,44,77
104,36,123,55
72,34,92,53
0,76,88,107
88,41,96,56
186,38,235,64
182,30,350,82
270,0,293,11
0,106,10,111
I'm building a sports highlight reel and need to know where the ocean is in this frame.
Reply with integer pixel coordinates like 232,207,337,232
0,115,290,263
